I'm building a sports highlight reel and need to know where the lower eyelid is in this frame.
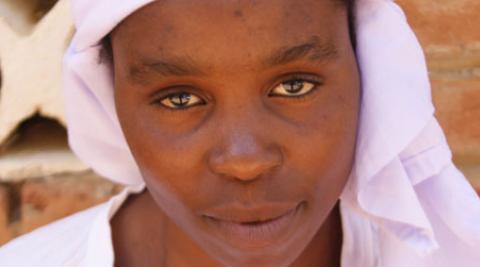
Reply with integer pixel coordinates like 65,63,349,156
271,86,320,102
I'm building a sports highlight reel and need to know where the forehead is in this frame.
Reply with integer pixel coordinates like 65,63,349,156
111,0,348,75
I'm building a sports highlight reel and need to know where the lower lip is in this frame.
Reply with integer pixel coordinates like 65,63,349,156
203,202,304,249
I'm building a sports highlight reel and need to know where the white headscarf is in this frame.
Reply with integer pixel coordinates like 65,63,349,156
64,0,480,262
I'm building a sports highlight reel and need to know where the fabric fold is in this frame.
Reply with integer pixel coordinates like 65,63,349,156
64,45,144,185
340,0,480,256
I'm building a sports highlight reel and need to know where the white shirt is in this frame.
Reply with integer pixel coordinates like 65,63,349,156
1,182,478,267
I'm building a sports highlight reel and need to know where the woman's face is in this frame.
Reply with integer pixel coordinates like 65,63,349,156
112,0,359,266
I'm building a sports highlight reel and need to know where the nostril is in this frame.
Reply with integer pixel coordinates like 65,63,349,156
208,151,282,183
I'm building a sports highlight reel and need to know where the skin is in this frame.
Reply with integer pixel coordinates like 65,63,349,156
110,0,360,266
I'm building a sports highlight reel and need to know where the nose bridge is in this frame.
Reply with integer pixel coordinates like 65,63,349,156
208,105,282,182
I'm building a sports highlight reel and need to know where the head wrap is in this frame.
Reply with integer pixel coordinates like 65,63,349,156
64,0,480,259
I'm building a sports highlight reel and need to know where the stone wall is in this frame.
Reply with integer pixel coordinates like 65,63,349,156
0,0,479,245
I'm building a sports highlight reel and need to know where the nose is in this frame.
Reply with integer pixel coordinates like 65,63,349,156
208,131,282,183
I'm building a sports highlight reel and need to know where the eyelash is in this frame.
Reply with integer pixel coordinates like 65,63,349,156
151,74,323,111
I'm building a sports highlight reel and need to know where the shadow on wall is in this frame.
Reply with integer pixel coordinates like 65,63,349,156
0,115,67,156
0,115,88,181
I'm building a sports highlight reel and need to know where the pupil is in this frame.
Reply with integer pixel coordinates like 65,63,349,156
284,80,304,93
171,93,191,106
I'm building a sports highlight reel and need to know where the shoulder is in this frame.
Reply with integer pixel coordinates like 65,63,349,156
0,201,109,267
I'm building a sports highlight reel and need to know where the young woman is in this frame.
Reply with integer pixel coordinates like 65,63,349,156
1,0,479,266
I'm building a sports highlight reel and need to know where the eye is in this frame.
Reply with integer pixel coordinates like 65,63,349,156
158,92,205,110
269,78,319,98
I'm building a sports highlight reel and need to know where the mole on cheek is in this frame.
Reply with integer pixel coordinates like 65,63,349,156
162,24,175,35
233,9,244,18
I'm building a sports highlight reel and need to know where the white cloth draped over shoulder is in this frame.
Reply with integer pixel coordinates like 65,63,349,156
0,0,479,266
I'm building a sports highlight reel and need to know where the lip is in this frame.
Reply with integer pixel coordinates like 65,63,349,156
202,201,304,249
202,202,299,223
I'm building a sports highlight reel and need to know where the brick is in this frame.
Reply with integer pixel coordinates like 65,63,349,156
397,0,480,46
0,184,12,244
397,1,480,81
432,80,480,160
0,172,122,245
460,164,480,191
4,172,122,243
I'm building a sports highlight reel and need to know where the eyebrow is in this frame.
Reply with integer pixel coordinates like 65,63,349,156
265,36,339,67
129,57,205,84
128,36,338,84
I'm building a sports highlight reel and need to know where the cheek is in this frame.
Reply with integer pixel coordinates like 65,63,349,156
125,120,208,205
288,81,359,210
121,120,214,235
114,92,213,215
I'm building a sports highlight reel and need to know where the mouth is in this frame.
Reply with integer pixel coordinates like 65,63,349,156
202,201,305,249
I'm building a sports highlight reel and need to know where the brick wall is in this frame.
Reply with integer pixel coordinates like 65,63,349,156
0,0,479,245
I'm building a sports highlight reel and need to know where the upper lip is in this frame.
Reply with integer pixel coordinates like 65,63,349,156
201,202,300,223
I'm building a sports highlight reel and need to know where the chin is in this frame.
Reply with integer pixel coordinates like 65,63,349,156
214,246,304,267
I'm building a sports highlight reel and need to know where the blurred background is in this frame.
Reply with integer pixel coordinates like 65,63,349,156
0,0,479,245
